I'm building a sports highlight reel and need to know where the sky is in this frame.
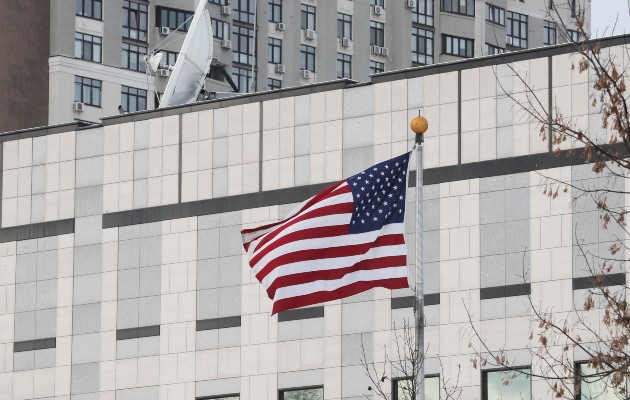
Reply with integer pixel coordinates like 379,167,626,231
591,1,630,37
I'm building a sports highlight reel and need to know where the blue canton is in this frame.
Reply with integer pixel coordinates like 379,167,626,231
346,152,410,234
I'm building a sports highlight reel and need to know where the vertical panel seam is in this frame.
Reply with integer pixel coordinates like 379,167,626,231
178,114,183,203
458,70,462,165
259,102,263,192
548,56,553,152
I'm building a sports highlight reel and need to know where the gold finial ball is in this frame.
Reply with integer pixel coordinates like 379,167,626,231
410,115,428,135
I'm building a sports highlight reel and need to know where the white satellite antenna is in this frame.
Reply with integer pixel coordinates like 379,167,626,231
158,0,214,108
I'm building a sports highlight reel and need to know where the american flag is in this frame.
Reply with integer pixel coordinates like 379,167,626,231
241,152,411,315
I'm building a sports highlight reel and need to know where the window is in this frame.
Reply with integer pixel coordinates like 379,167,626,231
74,76,101,107
196,396,239,400
121,86,147,113
300,45,315,72
337,13,352,39
211,18,230,40
442,0,474,16
412,0,434,26
486,43,505,55
76,0,102,20
232,67,253,93
483,368,531,400
279,387,323,400
370,21,385,46
577,363,626,399
233,0,255,24
121,43,147,71
412,27,434,65
506,11,528,48
370,61,384,74
301,5,316,30
208,0,226,4
337,53,351,79
158,50,178,68
268,38,282,64
74,33,102,63
122,1,148,41
393,376,440,400
268,0,282,23
157,6,194,32
567,29,580,42
570,0,577,16
442,34,473,58
371,0,385,7
232,25,254,65
485,3,505,25
268,78,281,90
543,20,556,45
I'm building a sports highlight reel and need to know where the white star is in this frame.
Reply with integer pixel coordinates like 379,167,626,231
395,162,399,167
356,194,360,198
388,194,393,198
373,167,378,171
373,217,378,221
361,187,365,191
378,209,383,214
366,212,370,216
385,165,389,169
353,182,357,186
369,174,374,178
384,201,388,206
361,219,365,223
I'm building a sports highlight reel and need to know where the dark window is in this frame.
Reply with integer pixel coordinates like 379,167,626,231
301,5,316,30
208,0,226,4
485,3,505,25
232,25,254,65
337,13,352,39
268,78,281,90
279,387,323,400
158,50,178,68
571,0,577,16
76,0,102,20
393,376,440,400
486,43,505,54
300,45,315,72
370,61,384,74
121,43,147,71
268,0,282,23
506,10,528,48
75,32,102,63
567,29,580,42
576,363,625,399
232,66,253,93
483,368,531,400
233,0,255,24
157,6,194,32
74,76,101,107
441,0,474,16
543,20,556,45
211,18,230,39
370,21,385,46
268,38,282,64
122,1,148,41
121,86,147,112
371,0,385,7
412,27,433,65
337,53,351,79
412,0,434,26
442,34,473,58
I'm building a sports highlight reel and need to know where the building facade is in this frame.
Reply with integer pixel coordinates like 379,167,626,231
0,34,624,400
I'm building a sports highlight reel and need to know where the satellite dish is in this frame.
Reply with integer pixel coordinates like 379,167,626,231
159,0,213,108
147,53,163,73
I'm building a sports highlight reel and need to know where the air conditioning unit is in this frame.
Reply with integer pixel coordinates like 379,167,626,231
304,29,316,40
221,5,231,15
158,69,170,77
73,102,84,112
341,37,350,47
160,26,170,35
406,0,415,8
371,45,382,55
381,47,390,57
301,70,312,79
275,64,286,74
222,39,232,49
373,5,383,15
276,22,286,31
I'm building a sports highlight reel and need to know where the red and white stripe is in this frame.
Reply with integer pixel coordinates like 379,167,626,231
241,180,409,315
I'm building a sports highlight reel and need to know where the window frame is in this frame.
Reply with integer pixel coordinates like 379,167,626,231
121,42,147,72
74,76,102,107
575,362,627,399
370,21,385,47
567,29,580,42
486,43,505,55
122,1,148,42
156,6,194,32
76,0,102,20
232,25,254,65
442,34,474,58
268,78,282,90
301,4,316,30
300,45,316,72
233,0,256,24
482,367,532,400
207,0,226,4
412,27,434,65
158,50,178,68
543,20,557,45
337,13,352,39
336,53,351,79
485,3,505,25
370,61,384,74
412,0,434,26
75,32,102,63
370,0,385,7
506,10,528,49
268,0,282,23
392,375,440,400
441,0,474,17
121,85,148,113
232,66,254,93
268,37,282,64
211,18,230,40
278,386,324,400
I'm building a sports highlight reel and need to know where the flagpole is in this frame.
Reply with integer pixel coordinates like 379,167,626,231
410,113,428,400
